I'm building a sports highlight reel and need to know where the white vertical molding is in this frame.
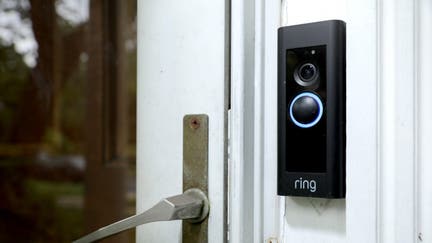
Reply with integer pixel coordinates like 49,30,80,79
413,1,419,242
229,0,247,241
417,0,432,241
378,0,416,243
262,0,282,241
345,0,379,242
378,0,397,241
229,0,255,242
253,0,264,241
230,0,282,241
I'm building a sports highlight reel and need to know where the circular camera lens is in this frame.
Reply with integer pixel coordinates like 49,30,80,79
293,62,319,87
298,63,317,81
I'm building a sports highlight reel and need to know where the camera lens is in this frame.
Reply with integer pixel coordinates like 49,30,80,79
293,62,319,87
298,63,317,81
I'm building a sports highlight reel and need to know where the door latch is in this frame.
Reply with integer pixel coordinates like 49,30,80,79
73,188,209,243
74,114,210,243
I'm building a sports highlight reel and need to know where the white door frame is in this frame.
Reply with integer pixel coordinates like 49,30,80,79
229,0,281,242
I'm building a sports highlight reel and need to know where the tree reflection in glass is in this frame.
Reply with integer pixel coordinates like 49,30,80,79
0,1,136,242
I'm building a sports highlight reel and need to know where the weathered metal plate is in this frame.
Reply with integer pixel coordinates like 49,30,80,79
183,114,208,243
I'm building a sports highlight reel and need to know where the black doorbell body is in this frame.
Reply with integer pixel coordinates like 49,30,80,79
277,20,346,198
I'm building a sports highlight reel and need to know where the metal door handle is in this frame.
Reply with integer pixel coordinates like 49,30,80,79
73,188,209,243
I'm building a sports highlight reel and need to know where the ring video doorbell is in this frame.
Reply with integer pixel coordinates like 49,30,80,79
277,20,346,198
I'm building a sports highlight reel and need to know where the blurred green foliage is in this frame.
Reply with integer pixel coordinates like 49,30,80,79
0,45,31,141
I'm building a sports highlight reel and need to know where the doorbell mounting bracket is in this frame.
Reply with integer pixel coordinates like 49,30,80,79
277,20,346,198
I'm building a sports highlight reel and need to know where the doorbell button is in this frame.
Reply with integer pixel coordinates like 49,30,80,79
289,92,323,128
292,96,319,123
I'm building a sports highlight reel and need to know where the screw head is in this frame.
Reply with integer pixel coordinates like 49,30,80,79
190,118,200,129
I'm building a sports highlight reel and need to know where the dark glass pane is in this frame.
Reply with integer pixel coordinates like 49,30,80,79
0,0,136,242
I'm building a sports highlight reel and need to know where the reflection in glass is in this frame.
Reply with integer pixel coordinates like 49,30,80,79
0,0,136,242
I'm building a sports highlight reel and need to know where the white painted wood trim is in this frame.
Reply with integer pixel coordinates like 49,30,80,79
417,1,432,242
229,0,255,241
378,0,417,242
229,0,281,242
262,0,282,242
346,0,379,242
253,0,264,240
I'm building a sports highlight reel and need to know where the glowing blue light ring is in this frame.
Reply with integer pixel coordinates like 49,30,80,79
289,92,323,128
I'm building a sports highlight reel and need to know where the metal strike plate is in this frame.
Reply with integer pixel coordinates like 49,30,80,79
183,114,209,243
